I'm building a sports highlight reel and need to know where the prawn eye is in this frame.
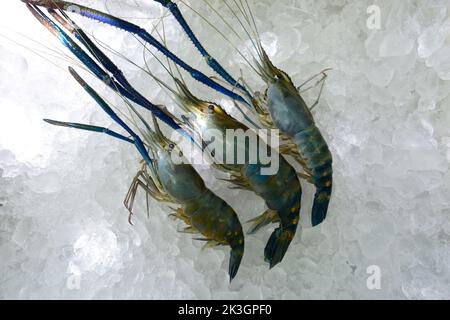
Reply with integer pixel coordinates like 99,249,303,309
208,105,215,113
169,143,175,150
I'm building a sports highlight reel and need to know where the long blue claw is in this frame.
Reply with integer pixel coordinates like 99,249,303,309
43,119,134,144
26,3,181,132
153,0,252,100
48,8,144,101
68,67,133,136
67,67,153,165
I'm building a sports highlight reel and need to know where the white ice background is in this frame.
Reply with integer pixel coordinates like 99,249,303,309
1,0,450,299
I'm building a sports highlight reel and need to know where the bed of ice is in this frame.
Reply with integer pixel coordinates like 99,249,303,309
1,0,450,299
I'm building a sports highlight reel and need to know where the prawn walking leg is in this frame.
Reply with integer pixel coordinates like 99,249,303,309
297,69,331,111
297,68,332,92
124,165,169,224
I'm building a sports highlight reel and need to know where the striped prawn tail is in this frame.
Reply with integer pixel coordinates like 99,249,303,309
293,126,333,227
264,223,298,268
311,162,332,226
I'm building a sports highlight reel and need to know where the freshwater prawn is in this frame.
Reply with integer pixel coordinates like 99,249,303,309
151,0,334,227
162,75,302,267
27,0,333,227
26,0,302,267
26,3,245,281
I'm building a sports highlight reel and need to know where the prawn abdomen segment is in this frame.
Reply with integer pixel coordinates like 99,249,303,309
156,157,244,280
294,127,333,226
187,191,244,281
245,159,302,267
245,158,301,211
294,126,333,169
188,191,243,243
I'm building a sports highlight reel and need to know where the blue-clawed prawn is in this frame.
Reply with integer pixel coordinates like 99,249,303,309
254,55,333,226
150,0,334,227
45,67,245,281
25,0,302,267
157,76,301,267
26,4,244,281
27,0,333,227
